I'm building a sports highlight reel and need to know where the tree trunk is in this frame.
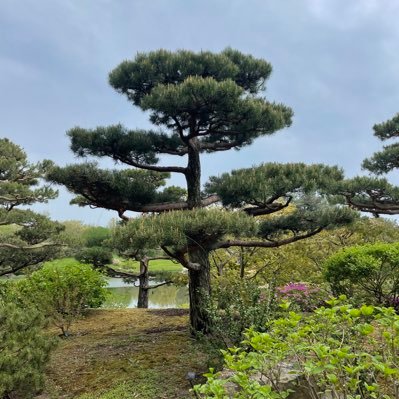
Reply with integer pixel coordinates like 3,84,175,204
188,246,211,334
185,137,211,333
239,247,245,279
186,137,202,209
137,257,149,308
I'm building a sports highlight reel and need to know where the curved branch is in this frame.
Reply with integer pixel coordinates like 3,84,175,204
0,242,65,250
118,209,130,221
0,256,49,276
103,266,140,279
113,154,187,174
138,194,220,213
160,245,200,270
213,228,323,250
344,194,399,215
199,141,241,152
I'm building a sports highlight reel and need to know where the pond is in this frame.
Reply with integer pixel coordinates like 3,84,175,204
103,277,189,309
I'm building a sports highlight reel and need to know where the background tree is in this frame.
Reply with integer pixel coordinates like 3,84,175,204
48,49,356,333
214,217,399,286
75,225,114,270
57,220,89,257
340,113,399,215
0,138,63,276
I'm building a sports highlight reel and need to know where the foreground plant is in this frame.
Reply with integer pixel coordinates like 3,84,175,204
0,294,55,398
203,277,278,349
194,298,399,399
13,262,108,336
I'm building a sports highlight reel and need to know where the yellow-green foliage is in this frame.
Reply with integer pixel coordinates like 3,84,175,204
324,242,399,305
113,208,258,252
13,262,108,335
196,299,399,399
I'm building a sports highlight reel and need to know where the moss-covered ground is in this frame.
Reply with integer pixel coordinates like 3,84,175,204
40,309,208,398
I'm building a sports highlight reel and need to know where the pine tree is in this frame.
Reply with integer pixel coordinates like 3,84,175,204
48,49,356,333
0,138,63,276
0,300,55,398
339,113,399,215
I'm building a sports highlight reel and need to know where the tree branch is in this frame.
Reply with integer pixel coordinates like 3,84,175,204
0,242,65,250
213,228,323,250
199,141,241,152
137,194,220,213
160,245,201,270
0,256,49,276
103,266,139,279
243,196,292,216
145,280,173,290
113,154,187,174
344,194,399,215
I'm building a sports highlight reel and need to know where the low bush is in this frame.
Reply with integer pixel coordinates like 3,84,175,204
276,282,326,312
13,262,108,336
324,242,399,305
195,298,399,399
204,278,278,348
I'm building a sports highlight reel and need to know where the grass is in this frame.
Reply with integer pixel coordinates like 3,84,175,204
43,257,79,268
114,257,183,273
39,309,208,398
44,257,183,273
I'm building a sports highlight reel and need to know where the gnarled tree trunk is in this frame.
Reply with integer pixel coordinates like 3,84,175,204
137,257,149,308
188,246,211,334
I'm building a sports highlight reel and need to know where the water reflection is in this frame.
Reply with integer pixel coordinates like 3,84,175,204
103,278,189,309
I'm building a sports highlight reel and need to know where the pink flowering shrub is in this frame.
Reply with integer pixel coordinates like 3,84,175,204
277,282,324,311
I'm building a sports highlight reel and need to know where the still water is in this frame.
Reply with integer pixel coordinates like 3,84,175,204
103,277,189,309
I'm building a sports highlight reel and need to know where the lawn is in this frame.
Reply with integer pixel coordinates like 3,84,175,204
40,309,208,398
114,257,183,273
44,257,183,273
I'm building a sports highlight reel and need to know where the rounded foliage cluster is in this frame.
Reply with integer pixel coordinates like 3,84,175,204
13,262,108,335
324,242,399,305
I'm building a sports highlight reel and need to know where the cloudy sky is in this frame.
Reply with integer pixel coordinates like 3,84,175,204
1,0,399,225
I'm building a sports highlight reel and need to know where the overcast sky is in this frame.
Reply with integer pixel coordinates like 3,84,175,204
1,0,399,225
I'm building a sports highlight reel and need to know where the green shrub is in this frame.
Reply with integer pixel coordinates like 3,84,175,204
195,298,399,399
204,278,278,348
14,262,108,336
0,295,55,398
324,242,399,305
75,246,113,268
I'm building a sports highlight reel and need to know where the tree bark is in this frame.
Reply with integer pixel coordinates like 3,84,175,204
137,257,149,308
186,138,202,209
187,245,211,334
184,136,212,333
